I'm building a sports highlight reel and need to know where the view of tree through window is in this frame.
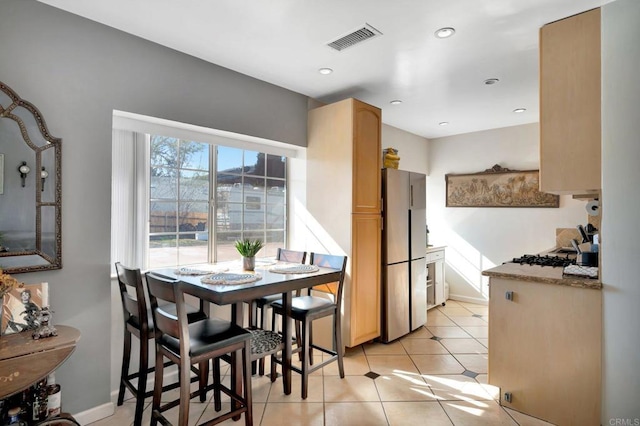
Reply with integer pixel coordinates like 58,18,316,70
148,136,286,268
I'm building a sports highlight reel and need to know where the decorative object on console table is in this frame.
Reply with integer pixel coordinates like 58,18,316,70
0,269,23,299
1,282,48,336
32,307,57,340
445,164,560,208
234,238,264,271
1,269,24,337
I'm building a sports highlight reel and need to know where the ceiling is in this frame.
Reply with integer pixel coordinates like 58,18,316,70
39,0,610,139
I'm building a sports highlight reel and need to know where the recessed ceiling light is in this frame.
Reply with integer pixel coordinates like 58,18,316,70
484,78,500,85
390,100,403,105
435,27,456,39
513,108,527,113
439,121,449,126
318,67,333,75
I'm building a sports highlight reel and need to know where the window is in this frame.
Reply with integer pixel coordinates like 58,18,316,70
147,137,287,268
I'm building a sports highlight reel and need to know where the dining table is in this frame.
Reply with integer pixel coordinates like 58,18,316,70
154,259,343,400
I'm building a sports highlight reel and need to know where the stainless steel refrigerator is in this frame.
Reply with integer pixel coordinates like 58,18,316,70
381,168,427,343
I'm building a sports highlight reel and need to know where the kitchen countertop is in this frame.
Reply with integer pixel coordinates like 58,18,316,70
482,261,601,290
426,245,446,253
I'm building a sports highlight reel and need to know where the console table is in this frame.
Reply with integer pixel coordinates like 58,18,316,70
0,325,81,423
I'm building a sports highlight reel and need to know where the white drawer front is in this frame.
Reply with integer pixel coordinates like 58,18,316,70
426,249,444,263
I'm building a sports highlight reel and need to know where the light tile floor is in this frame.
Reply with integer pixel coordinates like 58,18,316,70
90,300,555,425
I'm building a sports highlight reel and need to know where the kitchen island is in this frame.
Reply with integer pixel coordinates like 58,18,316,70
483,262,601,426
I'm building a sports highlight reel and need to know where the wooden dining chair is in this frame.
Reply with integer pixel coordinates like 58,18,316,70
249,248,306,375
270,252,347,399
145,272,253,426
114,262,208,426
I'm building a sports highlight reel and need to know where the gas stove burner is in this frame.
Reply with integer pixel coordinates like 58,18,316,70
509,254,576,268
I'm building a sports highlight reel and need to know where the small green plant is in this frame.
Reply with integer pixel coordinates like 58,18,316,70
234,239,264,257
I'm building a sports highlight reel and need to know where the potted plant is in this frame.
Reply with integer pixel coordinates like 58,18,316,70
234,239,264,271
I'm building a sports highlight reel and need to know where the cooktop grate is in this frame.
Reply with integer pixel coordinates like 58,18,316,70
508,254,576,268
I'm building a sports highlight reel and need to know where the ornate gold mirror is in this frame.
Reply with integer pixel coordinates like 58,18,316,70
0,81,62,274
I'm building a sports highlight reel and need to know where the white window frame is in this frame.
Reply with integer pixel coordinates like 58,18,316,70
111,110,299,271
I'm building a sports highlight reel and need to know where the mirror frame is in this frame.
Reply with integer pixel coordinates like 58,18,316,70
0,81,62,274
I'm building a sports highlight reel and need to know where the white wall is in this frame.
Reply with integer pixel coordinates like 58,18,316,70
601,0,640,420
427,123,587,303
382,124,429,175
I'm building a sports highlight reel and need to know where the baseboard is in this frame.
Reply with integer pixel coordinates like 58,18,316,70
448,294,489,306
77,369,181,425
72,402,114,426
109,368,180,404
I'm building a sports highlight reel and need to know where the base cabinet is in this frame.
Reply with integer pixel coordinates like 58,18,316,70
488,278,601,425
350,214,382,345
426,247,445,309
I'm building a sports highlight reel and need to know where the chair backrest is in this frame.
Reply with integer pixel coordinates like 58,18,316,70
308,253,347,306
115,262,149,333
144,273,187,343
276,248,307,264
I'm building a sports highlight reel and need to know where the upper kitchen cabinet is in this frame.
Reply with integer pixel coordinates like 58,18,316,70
352,102,382,213
307,98,382,214
307,98,382,347
539,8,601,195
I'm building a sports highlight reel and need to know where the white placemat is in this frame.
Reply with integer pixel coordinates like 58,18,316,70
200,272,262,285
270,264,320,274
175,266,229,276
255,258,278,268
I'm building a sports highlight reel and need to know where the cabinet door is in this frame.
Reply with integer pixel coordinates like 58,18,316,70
489,278,601,425
410,258,427,330
349,214,381,346
382,262,409,342
433,259,445,306
539,8,601,194
352,100,381,214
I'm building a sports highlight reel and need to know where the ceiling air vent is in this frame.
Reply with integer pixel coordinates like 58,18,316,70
327,23,382,51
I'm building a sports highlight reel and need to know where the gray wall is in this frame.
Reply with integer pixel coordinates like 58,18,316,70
0,0,308,414
601,0,640,421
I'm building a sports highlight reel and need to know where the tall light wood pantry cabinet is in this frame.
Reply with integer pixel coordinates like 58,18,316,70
307,98,382,347
539,8,601,194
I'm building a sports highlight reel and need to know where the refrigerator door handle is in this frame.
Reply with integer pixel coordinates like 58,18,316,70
410,184,414,207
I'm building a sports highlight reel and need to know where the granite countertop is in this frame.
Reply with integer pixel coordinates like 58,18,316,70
482,262,601,290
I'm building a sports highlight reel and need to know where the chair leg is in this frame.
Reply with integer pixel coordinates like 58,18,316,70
301,319,311,400
258,305,269,376
117,329,132,406
134,337,149,426
178,360,191,426
308,321,314,365
248,300,258,328
271,307,279,334
213,358,222,412
270,353,277,382
296,320,303,362
243,343,253,426
334,309,345,378
198,360,209,402
150,348,164,426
